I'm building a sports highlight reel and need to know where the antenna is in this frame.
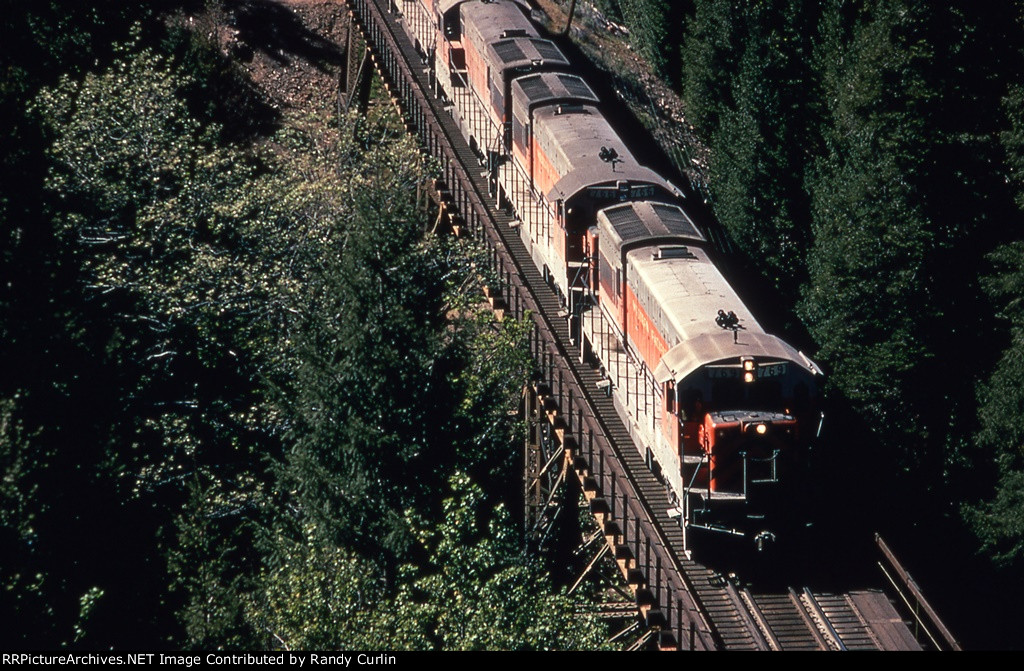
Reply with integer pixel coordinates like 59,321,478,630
715,309,744,343
599,146,621,172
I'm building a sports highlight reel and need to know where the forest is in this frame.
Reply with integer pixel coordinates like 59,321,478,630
2,0,1023,651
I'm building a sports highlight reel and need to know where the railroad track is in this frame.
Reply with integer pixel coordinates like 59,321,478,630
344,0,926,650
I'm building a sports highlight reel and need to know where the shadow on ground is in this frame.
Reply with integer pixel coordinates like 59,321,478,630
226,0,345,70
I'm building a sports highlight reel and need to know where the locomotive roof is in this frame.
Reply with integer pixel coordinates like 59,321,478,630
532,106,679,203
624,247,821,383
460,0,536,42
511,73,599,116
533,104,634,166
440,0,530,17
548,165,678,205
627,244,760,342
597,201,704,259
485,38,568,74
653,332,821,384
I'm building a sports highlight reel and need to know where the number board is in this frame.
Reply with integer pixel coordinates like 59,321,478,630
587,184,657,201
704,363,788,380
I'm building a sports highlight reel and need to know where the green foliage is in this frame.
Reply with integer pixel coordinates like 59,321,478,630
266,116,443,564
975,244,1024,452
72,587,106,643
103,57,564,650
964,470,1024,567
403,474,611,651
0,2,162,85
682,0,741,134
703,0,819,291
1004,84,1024,212
169,475,257,649
39,46,207,230
247,523,433,651
614,0,678,83
964,243,1024,566
242,473,608,651
443,258,535,481
0,395,56,645
0,396,38,544
19,35,274,647
37,44,279,495
669,0,1024,571
798,0,1022,487
798,1,936,450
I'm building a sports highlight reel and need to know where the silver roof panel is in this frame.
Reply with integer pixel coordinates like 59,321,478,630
620,245,822,383
512,73,598,115
461,0,536,43
597,201,704,259
532,105,682,203
486,37,569,71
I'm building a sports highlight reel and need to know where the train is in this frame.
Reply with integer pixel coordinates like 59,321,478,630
394,0,824,554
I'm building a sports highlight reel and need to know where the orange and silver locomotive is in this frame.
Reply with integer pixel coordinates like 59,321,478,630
397,0,823,553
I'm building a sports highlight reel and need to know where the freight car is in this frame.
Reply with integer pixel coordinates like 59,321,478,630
396,0,823,553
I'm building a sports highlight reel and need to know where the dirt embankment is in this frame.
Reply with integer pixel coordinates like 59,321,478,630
180,0,708,192
183,0,352,113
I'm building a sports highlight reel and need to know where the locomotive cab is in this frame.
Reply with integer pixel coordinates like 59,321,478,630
669,353,818,494
654,336,822,552
548,171,680,310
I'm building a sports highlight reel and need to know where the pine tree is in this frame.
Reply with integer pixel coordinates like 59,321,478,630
615,0,679,84
705,0,821,292
681,0,741,135
800,0,1022,483
961,2,1024,566
800,0,939,450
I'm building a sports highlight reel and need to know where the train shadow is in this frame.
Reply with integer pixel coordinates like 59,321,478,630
225,0,345,70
